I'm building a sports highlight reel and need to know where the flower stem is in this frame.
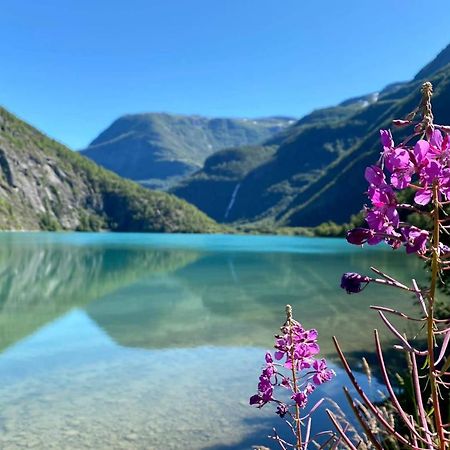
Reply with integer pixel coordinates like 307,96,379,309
286,305,302,450
429,181,446,450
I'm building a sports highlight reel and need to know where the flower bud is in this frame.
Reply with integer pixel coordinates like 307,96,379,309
406,111,417,121
392,119,411,128
340,272,371,294
414,123,424,134
346,228,375,245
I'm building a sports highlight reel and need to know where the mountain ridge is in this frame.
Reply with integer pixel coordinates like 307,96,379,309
80,113,295,190
172,43,450,226
0,106,220,232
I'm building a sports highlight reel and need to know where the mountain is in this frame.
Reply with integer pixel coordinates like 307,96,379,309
80,114,295,189
172,44,450,226
414,43,450,81
0,106,219,232
173,145,278,222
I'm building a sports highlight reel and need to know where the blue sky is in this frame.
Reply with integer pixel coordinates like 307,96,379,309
1,0,449,149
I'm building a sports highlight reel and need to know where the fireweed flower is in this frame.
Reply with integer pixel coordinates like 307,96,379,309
400,226,429,254
340,272,371,294
334,83,450,450
292,391,308,408
429,129,450,164
342,123,450,257
276,404,288,418
249,305,334,447
312,359,335,385
274,324,320,370
439,242,450,256
415,160,450,205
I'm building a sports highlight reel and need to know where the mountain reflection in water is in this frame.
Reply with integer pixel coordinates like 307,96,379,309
0,233,424,449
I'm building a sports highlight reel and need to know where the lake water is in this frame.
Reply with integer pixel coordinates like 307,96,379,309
0,233,425,449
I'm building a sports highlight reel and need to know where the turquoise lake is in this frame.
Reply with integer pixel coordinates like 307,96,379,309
0,233,425,449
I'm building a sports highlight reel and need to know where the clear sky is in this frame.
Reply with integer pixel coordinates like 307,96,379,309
1,0,449,149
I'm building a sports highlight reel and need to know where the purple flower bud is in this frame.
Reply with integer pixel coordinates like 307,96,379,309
346,228,375,245
276,404,288,418
340,272,371,294
265,352,273,364
249,394,264,407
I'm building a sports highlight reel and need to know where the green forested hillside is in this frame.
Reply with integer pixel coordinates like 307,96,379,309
173,44,450,227
284,68,450,226
81,113,294,189
0,107,220,232
172,145,277,221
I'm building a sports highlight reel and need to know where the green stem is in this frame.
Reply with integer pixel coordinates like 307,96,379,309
429,182,446,450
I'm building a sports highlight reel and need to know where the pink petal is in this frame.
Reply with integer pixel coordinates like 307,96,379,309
365,165,385,186
414,140,430,164
380,129,393,148
414,189,432,205
430,129,443,149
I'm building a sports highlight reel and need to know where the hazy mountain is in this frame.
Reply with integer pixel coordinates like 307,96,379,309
0,107,219,232
80,114,295,189
173,44,450,226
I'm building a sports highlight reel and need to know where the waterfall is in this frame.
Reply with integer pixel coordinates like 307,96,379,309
224,183,241,220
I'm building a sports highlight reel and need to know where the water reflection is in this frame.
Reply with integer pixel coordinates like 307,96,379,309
87,248,424,358
0,233,426,449
0,234,199,351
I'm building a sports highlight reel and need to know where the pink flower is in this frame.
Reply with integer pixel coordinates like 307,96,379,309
415,161,450,205
312,359,335,385
384,148,414,189
292,391,308,408
366,206,399,231
385,148,411,173
400,226,429,254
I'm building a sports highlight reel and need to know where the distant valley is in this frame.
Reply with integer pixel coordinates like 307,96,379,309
80,114,294,190
78,43,450,229
3,44,450,232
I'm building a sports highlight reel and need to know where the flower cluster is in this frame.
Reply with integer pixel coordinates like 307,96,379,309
250,306,334,420
345,126,450,257
334,83,450,450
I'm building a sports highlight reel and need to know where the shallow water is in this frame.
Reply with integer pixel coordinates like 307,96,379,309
0,233,425,449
